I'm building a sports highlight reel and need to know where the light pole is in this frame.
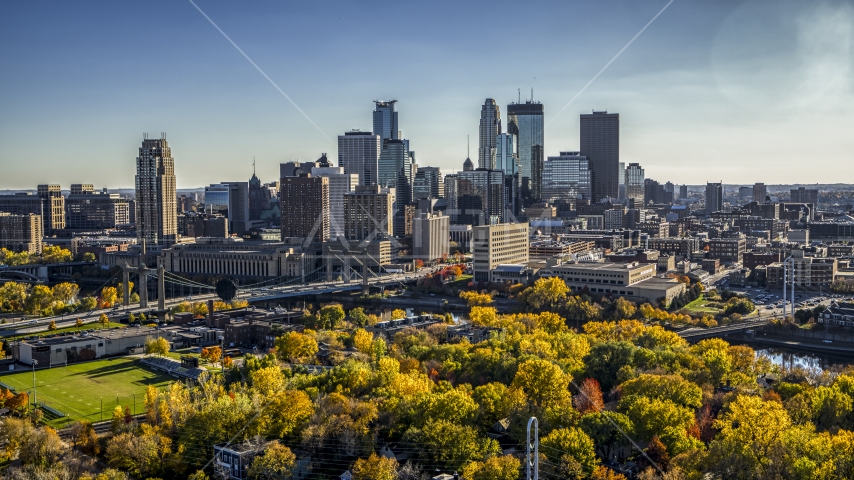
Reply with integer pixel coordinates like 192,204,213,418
31,359,38,407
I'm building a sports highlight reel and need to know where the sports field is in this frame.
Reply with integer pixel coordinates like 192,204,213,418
0,357,175,428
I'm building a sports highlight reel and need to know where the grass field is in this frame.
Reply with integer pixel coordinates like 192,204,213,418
682,295,723,314
0,357,175,428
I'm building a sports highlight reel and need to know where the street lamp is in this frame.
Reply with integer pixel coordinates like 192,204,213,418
31,359,38,408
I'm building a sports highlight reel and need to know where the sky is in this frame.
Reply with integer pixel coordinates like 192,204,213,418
1,0,853,189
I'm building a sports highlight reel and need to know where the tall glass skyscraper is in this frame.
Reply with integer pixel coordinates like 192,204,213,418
542,152,591,205
580,111,620,202
625,163,645,206
338,130,381,186
478,99,501,170
507,101,544,202
373,100,399,142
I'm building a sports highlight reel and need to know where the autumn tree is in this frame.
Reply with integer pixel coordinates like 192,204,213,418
459,290,493,306
75,318,84,330
51,282,79,304
578,411,636,461
351,453,398,480
47,320,57,331
99,313,110,329
575,378,605,414
144,337,170,357
390,309,406,320
461,454,521,480
353,328,375,355
247,442,296,480
275,331,318,364
521,276,569,309
100,286,118,308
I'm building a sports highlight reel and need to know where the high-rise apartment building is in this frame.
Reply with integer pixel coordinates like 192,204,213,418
625,163,645,206
311,166,358,240
413,212,450,262
338,130,381,186
542,152,591,205
679,185,689,199
753,183,767,204
343,185,395,241
280,174,329,243
472,223,529,282
36,184,65,234
790,187,819,206
580,111,620,202
507,101,544,201
135,136,177,247
0,212,42,253
705,182,723,214
373,100,399,142
478,99,501,170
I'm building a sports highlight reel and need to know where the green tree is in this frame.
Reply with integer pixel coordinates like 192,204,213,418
541,427,600,478
318,304,346,329
584,341,636,391
578,411,636,461
511,358,571,408
349,307,369,326
416,419,500,468
79,296,98,311
620,374,703,409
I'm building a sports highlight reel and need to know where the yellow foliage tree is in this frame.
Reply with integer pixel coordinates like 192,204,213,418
469,306,498,327
352,328,374,355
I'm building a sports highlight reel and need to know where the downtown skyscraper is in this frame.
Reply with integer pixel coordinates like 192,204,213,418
580,111,620,202
135,135,177,247
338,130,381,186
478,99,501,169
373,100,399,142
507,100,544,202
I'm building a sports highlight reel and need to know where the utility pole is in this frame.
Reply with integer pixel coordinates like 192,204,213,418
526,417,539,480
31,359,38,408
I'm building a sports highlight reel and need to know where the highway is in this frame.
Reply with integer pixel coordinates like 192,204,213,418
1,270,433,337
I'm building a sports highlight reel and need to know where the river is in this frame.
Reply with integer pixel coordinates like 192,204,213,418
753,346,854,372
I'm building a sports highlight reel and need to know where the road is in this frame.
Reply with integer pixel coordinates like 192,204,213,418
1,270,437,337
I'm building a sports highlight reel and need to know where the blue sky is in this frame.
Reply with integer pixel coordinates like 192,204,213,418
1,0,853,189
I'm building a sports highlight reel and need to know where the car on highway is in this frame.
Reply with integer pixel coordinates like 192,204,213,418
824,340,833,344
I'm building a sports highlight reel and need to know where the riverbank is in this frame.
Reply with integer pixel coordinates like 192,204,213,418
729,330,854,357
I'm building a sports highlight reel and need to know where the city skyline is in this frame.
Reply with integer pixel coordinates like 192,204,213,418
2,0,854,188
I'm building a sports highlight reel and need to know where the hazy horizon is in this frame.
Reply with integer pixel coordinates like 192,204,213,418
2,0,853,189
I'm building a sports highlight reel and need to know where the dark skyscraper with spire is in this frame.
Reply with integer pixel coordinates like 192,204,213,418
478,99,501,170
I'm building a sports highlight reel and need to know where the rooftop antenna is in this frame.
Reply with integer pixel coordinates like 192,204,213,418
253,156,256,176
518,88,521,104
531,88,534,102
467,135,470,159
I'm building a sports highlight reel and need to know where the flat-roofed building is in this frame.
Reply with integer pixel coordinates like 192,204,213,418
37,184,65,234
343,185,394,241
280,174,329,243
708,236,747,264
412,212,450,262
648,237,699,259
529,239,595,260
472,223,529,282
767,252,838,291
65,191,130,230
0,212,43,253
539,261,685,304
160,237,314,282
